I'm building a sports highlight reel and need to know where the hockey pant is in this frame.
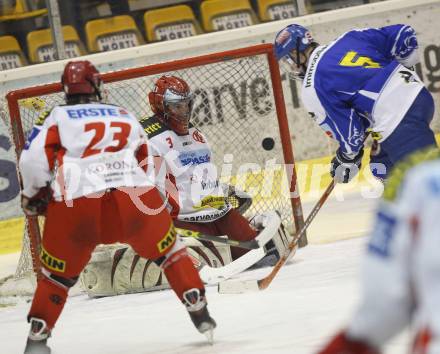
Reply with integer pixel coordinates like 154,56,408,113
370,88,437,180
174,208,258,260
28,187,204,330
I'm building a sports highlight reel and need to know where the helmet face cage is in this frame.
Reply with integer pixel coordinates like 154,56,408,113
279,51,306,81
149,76,193,135
274,24,315,80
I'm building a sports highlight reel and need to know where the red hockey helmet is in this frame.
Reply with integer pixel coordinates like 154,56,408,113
148,75,193,135
61,60,102,98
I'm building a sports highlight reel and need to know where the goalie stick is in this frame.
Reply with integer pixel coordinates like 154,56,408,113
177,228,260,250
199,246,267,284
218,180,336,293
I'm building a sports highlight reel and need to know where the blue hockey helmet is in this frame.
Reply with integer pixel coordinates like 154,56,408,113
274,24,316,80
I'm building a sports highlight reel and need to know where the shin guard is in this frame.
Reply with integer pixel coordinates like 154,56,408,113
28,276,68,329
162,247,204,300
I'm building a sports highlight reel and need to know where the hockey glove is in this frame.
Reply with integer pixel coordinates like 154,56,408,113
317,331,380,354
21,185,52,216
330,148,364,183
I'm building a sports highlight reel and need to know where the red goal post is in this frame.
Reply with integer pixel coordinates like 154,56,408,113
6,43,305,282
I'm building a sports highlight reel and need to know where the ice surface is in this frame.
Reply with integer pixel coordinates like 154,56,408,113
0,191,409,353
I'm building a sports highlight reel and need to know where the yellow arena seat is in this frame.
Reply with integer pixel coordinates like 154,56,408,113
144,5,202,42
0,0,47,21
257,0,297,21
85,15,144,53
0,36,27,70
27,26,86,64
200,0,258,32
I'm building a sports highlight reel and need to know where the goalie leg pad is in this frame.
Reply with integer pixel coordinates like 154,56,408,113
80,237,232,297
251,218,295,269
266,223,298,263
250,210,282,247
270,220,295,262
80,245,167,297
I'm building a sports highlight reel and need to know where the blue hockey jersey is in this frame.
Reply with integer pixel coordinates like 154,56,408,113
301,25,424,157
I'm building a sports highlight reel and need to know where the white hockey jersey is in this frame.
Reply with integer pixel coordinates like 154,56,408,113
301,25,423,157
347,148,440,353
140,115,232,222
19,102,152,201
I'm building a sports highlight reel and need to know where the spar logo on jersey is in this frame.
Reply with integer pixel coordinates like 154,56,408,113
192,130,205,143
179,149,210,166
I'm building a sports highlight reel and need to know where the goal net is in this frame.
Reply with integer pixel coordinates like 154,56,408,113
3,43,304,296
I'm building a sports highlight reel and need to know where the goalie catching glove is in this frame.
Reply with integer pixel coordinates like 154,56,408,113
21,185,52,216
330,148,364,183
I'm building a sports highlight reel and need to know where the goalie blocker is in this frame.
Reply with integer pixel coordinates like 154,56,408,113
80,211,292,297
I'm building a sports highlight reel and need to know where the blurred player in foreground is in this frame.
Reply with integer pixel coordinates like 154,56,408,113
20,60,215,354
317,147,440,354
274,23,437,183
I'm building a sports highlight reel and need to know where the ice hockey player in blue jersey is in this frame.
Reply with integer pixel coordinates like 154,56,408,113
274,24,437,183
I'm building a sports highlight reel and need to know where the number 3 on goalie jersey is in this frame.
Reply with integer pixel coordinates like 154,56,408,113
82,121,131,158
339,51,381,69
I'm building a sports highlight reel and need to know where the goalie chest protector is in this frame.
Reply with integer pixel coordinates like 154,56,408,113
140,115,232,222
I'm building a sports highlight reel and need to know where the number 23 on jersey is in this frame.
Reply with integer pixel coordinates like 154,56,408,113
82,121,131,158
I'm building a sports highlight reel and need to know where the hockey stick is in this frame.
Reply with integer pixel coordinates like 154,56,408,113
218,179,336,293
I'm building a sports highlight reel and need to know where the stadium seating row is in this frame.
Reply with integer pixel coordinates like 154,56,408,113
0,0,298,69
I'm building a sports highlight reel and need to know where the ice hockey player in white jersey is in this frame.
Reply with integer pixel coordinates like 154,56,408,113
20,61,216,353
317,147,440,354
274,24,437,183
143,75,290,266
79,77,294,297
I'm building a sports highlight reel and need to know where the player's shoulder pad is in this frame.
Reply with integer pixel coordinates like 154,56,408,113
383,147,440,201
139,115,168,138
34,109,53,126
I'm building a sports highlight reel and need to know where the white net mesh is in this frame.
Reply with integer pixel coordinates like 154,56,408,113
3,46,303,295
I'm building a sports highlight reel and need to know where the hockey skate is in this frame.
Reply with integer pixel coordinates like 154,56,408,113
183,288,216,344
24,318,51,354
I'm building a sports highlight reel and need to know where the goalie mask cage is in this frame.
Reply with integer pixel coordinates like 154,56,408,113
5,43,305,289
